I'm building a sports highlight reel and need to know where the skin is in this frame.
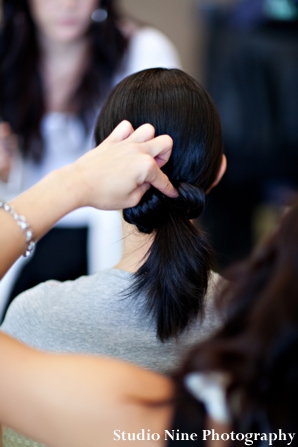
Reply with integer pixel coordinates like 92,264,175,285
0,122,228,446
0,333,173,447
0,121,175,278
0,123,18,183
28,0,99,44
0,121,176,447
0,0,99,178
30,0,99,112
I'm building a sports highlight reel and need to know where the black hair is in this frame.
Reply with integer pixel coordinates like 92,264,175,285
94,68,224,341
0,0,128,161
176,196,298,443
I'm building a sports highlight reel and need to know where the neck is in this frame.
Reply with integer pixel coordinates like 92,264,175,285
115,218,154,273
38,32,89,61
38,34,89,113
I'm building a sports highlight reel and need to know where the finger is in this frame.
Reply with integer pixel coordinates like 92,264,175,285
107,120,134,143
147,165,178,198
128,123,155,143
144,135,173,167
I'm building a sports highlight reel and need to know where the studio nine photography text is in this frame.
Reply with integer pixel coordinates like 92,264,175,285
113,429,296,445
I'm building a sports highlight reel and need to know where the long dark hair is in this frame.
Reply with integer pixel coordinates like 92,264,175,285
94,68,224,341
176,197,298,441
0,0,128,161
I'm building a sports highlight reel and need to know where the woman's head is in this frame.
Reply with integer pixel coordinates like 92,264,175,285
178,196,298,434
95,68,224,199
0,0,127,160
27,0,99,43
95,68,225,341
95,68,224,233
3,0,121,43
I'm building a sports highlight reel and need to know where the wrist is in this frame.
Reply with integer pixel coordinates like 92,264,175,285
9,167,83,241
53,164,85,211
0,201,35,257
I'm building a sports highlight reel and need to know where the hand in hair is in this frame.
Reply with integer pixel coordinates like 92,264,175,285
71,120,177,211
0,122,18,183
0,120,175,278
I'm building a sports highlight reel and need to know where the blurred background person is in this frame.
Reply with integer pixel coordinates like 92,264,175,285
0,0,180,319
171,193,298,446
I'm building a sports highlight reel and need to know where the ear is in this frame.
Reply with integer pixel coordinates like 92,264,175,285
206,154,227,194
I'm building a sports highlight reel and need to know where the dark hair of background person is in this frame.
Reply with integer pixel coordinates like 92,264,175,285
175,196,298,442
201,2,298,269
0,0,128,161
94,68,224,341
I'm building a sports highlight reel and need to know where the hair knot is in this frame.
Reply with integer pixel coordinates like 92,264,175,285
123,188,167,234
170,182,205,219
123,183,205,234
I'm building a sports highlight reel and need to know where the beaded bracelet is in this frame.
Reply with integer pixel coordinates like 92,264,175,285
0,201,35,257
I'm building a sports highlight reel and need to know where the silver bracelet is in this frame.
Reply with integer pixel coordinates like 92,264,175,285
0,201,35,257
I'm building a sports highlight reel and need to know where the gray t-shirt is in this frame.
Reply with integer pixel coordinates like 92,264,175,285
1,268,222,374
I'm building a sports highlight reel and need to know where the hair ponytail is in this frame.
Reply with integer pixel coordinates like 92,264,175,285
123,183,214,341
94,68,224,342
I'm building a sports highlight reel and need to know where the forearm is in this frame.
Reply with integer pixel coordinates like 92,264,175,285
0,331,172,447
0,166,81,278
0,335,102,447
0,121,175,278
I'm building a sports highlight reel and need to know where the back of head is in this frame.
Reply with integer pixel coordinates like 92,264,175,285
95,68,223,341
177,196,298,436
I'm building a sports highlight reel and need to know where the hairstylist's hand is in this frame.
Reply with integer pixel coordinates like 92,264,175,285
1,121,175,277
0,122,18,183
70,120,177,210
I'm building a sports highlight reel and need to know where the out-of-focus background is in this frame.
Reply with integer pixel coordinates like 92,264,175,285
1,0,298,320
119,0,234,79
120,0,298,269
